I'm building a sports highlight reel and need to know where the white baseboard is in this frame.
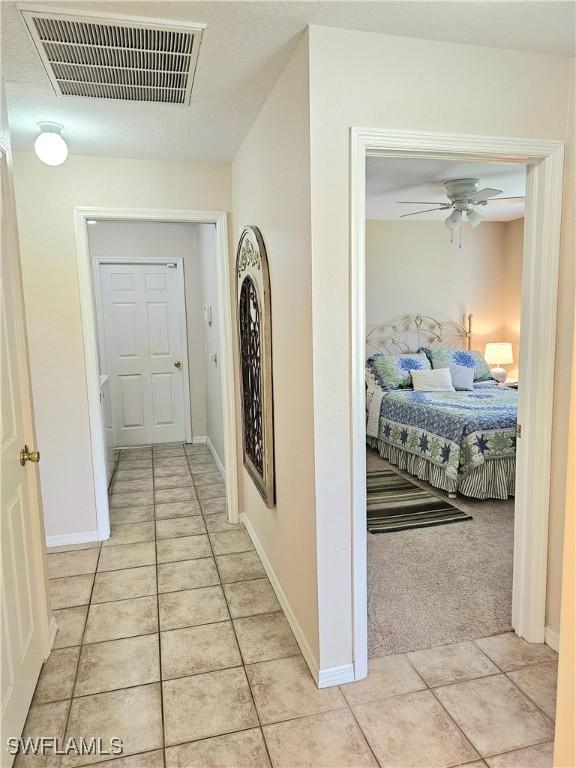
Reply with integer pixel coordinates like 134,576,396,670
45,530,100,548
318,663,355,687
192,436,208,445
544,626,559,652
241,512,323,684
207,438,225,478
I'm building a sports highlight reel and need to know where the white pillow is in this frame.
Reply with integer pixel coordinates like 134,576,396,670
411,368,455,392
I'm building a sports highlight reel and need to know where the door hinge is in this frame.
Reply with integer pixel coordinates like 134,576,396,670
516,424,522,438
166,263,177,268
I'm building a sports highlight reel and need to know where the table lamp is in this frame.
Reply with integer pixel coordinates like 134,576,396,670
484,342,513,383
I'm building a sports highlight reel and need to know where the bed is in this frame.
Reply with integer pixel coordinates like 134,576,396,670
366,314,517,500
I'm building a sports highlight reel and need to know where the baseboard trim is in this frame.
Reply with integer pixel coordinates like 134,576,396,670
47,615,58,656
241,512,324,685
45,530,100,548
192,436,208,445
544,626,559,652
318,663,355,687
207,438,225,478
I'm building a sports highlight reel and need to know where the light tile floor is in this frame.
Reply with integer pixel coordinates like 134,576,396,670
19,443,557,767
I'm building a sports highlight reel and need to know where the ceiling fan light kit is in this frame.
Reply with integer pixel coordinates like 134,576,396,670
397,177,524,246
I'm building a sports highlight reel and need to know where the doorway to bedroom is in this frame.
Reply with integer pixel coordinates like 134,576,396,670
364,157,525,657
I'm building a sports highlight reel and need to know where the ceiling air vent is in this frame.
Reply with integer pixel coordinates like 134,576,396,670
20,8,205,105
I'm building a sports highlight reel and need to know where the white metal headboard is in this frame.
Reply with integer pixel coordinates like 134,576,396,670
366,313,473,357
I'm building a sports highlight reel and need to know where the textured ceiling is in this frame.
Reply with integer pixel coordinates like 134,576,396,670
2,1,574,161
366,158,527,221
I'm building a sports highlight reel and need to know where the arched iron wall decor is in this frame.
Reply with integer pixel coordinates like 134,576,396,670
236,226,275,507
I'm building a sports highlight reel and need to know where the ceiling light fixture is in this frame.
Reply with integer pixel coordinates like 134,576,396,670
445,209,462,230
34,122,68,166
466,208,484,228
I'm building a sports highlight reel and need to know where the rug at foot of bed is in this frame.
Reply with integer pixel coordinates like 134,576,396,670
367,468,473,533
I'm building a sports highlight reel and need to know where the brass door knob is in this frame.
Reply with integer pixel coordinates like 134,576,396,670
174,360,182,369
20,445,40,466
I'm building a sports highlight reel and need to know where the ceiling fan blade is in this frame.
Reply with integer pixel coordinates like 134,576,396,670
400,207,449,218
473,187,503,203
396,201,448,205
484,196,525,205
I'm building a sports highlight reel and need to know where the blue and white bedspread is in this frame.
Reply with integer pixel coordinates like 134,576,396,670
367,382,517,498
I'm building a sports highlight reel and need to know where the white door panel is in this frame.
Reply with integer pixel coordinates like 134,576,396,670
99,263,188,446
1,145,50,766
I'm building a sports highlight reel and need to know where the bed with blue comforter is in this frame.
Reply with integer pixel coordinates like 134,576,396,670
367,381,517,499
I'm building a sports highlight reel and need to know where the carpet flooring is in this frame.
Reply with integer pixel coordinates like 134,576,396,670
367,447,514,658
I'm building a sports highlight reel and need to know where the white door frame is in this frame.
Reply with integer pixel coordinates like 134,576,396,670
93,256,193,446
73,207,239,540
350,128,564,680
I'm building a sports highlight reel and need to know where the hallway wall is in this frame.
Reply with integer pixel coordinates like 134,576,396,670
12,153,231,544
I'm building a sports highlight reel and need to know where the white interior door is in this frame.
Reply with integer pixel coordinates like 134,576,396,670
1,148,51,766
99,262,189,446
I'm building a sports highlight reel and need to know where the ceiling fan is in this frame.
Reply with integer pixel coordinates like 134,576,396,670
396,178,525,232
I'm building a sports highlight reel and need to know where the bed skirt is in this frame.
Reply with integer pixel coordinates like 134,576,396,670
367,438,516,500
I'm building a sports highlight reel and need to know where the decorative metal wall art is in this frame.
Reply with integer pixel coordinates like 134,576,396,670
236,226,275,507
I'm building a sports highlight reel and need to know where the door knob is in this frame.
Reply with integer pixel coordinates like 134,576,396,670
20,445,40,466
174,360,182,369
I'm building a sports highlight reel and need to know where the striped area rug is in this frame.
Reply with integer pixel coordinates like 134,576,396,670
367,468,473,533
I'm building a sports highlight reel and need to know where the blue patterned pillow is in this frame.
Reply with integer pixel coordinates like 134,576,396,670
367,353,431,389
418,347,492,382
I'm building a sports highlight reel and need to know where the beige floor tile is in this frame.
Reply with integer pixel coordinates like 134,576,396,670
434,675,554,757
246,655,345,725
110,506,155,524
204,513,241,534
155,500,201,519
75,634,160,696
34,647,80,703
111,479,154,494
217,551,266,583
157,558,220,593
92,565,157,603
475,633,557,672
485,741,553,768
234,613,300,664
53,606,88,649
49,574,94,609
157,534,212,563
508,662,558,719
408,641,500,688
154,457,189,469
46,549,99,579
196,483,226,501
193,471,224,487
116,459,152,470
200,497,228,515
154,464,191,478
163,667,259,745
191,463,219,476
84,595,158,643
159,586,229,630
97,542,156,572
165,729,270,768
153,447,185,458
209,529,254,555
92,751,164,768
103,522,155,547
156,516,206,539
15,700,70,768
224,579,280,618
120,448,152,458
154,474,193,490
62,684,163,767
340,653,426,706
161,622,241,678
263,709,378,768
113,469,153,481
109,491,154,509
46,542,100,554
353,689,478,768
155,487,197,504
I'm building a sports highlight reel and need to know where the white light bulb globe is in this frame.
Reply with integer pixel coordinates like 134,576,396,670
34,127,68,166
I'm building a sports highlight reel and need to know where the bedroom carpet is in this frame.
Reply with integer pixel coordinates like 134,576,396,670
367,447,514,658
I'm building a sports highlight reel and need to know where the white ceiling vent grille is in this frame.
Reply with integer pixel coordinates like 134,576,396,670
20,8,205,105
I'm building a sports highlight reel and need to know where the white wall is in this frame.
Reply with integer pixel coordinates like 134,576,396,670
232,34,320,669
87,220,210,443
365,219,523,377
307,25,573,669
12,153,231,541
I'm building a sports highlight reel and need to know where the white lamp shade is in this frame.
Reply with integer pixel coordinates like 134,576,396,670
466,208,483,228
445,209,462,230
484,342,514,365
34,124,68,166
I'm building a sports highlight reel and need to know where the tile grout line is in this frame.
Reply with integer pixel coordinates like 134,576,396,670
151,450,168,768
